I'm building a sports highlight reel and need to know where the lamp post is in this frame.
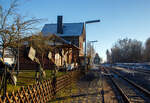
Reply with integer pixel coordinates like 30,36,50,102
89,40,98,67
84,20,100,70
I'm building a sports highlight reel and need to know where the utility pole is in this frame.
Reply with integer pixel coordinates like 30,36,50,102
84,20,100,70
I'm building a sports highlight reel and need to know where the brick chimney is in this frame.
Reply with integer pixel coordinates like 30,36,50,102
57,16,63,34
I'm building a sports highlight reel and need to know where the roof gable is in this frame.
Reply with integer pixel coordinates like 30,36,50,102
41,23,84,37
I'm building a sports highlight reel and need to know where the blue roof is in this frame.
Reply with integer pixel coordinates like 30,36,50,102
41,23,84,37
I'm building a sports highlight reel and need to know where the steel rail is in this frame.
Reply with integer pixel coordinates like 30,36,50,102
103,68,130,103
111,68,150,98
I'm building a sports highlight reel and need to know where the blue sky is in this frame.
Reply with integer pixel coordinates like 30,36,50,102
2,0,150,61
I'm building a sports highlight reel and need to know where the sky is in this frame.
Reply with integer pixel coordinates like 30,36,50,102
1,0,150,61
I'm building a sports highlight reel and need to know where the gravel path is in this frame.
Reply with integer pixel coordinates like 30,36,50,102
49,69,118,103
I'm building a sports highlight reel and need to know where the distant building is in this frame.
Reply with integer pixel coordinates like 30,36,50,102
94,53,100,64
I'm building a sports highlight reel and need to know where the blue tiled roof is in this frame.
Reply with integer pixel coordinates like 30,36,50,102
41,23,84,37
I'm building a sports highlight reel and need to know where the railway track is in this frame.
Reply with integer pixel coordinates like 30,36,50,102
103,67,150,103
115,66,150,75
133,68,150,75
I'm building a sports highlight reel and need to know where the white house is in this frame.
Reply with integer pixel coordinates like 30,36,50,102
0,48,15,65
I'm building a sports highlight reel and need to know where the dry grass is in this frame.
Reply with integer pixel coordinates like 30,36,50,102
49,82,78,103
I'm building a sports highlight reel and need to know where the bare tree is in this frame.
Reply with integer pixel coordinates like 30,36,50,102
0,0,43,96
144,37,150,62
109,38,143,63
0,0,42,60
28,33,52,67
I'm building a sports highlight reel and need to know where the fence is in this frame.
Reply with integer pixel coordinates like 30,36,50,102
0,70,81,103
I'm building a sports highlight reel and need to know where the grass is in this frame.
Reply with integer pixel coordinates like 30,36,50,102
0,69,67,94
